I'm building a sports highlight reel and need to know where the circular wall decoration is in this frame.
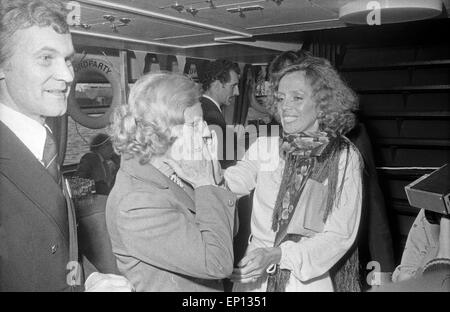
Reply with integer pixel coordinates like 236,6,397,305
68,58,122,129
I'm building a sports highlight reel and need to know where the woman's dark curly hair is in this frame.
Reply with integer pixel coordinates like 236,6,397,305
275,55,359,136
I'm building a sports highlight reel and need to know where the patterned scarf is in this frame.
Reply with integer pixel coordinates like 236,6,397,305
266,132,361,292
272,131,330,234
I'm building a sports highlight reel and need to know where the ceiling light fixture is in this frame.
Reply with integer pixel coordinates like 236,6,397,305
72,23,91,30
339,0,443,25
171,2,185,13
100,14,132,33
80,23,91,30
270,0,283,6
186,7,199,16
227,5,264,18
103,14,115,22
119,17,131,24
206,0,216,9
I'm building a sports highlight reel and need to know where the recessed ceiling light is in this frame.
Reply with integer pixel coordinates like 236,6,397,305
339,0,443,25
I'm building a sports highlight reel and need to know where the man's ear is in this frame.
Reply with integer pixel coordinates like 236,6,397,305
210,80,221,93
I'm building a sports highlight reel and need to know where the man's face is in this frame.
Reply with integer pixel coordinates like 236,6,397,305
100,141,114,160
217,70,239,107
0,26,75,124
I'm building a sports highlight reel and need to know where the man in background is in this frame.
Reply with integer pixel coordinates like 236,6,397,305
200,59,240,169
76,133,119,195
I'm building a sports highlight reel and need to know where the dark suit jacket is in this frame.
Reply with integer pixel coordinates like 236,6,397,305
0,121,81,291
200,96,236,169
347,123,395,275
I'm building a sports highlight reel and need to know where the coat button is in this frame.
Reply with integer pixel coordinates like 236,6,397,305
51,244,58,254
228,199,234,207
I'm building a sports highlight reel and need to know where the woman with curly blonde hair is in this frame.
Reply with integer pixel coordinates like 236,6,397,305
106,72,237,291
225,55,363,292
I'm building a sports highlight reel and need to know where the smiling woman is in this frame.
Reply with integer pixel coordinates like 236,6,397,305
225,54,363,292
275,71,318,135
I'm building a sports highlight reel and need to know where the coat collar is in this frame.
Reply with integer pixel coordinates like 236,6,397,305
120,155,196,212
120,155,170,190
201,95,222,113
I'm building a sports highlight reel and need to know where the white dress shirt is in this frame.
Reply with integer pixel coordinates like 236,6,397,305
0,103,47,165
0,103,132,291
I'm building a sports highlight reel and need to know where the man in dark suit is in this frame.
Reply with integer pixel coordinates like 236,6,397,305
0,0,132,291
76,133,118,195
200,59,240,169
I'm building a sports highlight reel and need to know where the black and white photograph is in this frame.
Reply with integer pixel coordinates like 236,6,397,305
0,0,449,300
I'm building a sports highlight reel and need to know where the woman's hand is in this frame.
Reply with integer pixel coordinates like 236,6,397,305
166,120,219,188
165,148,216,188
230,247,281,283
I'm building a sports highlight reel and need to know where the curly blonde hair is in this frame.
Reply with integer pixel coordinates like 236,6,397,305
275,56,359,136
110,72,200,164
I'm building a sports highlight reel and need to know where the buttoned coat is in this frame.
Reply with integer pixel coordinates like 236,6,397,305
105,156,237,291
0,121,79,291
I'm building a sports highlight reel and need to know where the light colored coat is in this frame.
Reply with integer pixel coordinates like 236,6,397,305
106,156,236,291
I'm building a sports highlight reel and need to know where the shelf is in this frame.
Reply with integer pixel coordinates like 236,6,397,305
377,167,436,179
362,111,450,119
340,59,450,72
356,85,450,94
376,138,450,147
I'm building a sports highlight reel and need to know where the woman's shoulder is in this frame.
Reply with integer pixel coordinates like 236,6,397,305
337,138,363,171
245,135,281,169
249,135,280,151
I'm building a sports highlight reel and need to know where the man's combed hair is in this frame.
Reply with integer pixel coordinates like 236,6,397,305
201,59,240,91
110,72,200,165
0,0,70,67
276,56,359,136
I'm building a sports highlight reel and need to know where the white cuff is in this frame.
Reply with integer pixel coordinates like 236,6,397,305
279,241,300,272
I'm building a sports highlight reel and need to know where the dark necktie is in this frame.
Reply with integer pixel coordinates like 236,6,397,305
43,128,60,184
